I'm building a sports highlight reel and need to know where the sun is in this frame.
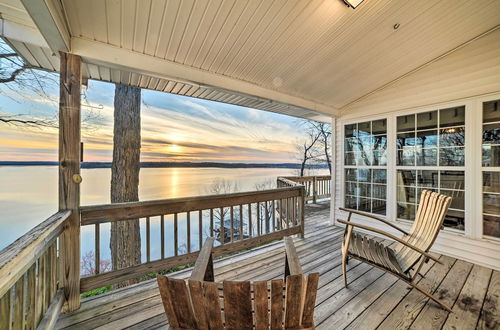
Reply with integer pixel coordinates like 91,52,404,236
168,144,181,153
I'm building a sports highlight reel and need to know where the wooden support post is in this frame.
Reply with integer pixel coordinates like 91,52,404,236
58,52,81,312
300,186,305,239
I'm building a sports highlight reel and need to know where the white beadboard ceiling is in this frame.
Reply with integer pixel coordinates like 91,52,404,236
1,0,500,120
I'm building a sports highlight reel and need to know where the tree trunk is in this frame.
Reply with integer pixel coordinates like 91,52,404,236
323,137,331,174
110,84,141,288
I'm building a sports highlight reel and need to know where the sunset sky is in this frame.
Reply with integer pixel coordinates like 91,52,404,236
0,72,309,163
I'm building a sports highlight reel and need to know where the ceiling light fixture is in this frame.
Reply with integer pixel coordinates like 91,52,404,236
343,0,364,9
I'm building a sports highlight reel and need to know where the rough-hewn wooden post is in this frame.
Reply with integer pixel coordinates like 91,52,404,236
58,52,81,311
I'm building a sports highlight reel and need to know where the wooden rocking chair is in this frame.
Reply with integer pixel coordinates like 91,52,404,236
157,236,320,329
337,190,453,312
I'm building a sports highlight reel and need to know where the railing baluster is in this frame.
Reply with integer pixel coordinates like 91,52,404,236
248,204,252,238
210,209,214,237
146,217,151,262
265,201,270,234
239,205,243,240
198,210,202,249
187,212,191,254
13,276,23,330
44,251,51,309
25,264,36,329
279,199,283,230
230,206,234,242
160,215,165,259
256,202,261,236
174,213,178,256
220,207,225,245
272,200,276,232
293,197,297,225
95,224,100,274
50,243,57,297
0,290,10,329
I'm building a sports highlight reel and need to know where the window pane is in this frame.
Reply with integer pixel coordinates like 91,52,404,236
357,169,371,182
483,122,500,144
484,193,500,215
345,124,356,138
345,182,357,196
355,151,371,166
397,114,415,132
372,184,386,199
397,186,416,204
398,203,415,220
397,148,415,166
397,132,416,147
483,215,500,238
441,190,465,210
358,121,371,136
440,106,465,127
345,196,357,209
444,210,465,231
359,183,371,197
345,152,356,165
358,198,371,212
416,130,438,147
418,170,439,188
372,200,386,215
372,119,387,135
483,99,500,123
440,127,465,147
373,135,387,150
373,169,387,184
439,147,465,166
482,145,500,167
483,172,500,193
398,170,416,186
345,168,357,182
344,138,354,152
416,148,437,166
440,171,465,190
417,111,438,130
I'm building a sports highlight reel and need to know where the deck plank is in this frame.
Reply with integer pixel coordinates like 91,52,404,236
56,204,498,330
442,265,492,330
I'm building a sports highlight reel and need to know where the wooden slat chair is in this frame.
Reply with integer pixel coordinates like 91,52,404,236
157,236,320,330
338,190,453,312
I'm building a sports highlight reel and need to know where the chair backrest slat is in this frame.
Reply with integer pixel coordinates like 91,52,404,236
253,281,269,330
188,280,209,330
270,279,284,330
223,281,253,330
397,190,451,272
284,275,304,329
203,281,224,329
301,273,319,328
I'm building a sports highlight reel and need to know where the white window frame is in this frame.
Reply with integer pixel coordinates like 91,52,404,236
476,93,500,243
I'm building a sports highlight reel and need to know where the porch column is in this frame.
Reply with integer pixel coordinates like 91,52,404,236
59,52,82,311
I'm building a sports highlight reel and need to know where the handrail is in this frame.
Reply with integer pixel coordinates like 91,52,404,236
79,185,306,292
0,210,71,329
0,210,71,297
81,186,301,224
278,175,331,203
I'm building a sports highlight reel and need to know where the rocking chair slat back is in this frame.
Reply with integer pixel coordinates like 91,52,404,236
395,190,452,272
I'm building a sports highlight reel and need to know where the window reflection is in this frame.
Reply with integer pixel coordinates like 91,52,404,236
483,100,500,167
483,171,500,238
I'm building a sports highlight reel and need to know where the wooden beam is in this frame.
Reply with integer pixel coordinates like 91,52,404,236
20,0,70,52
70,37,339,116
58,52,81,312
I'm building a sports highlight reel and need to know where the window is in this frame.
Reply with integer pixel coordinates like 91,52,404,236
344,119,387,215
396,107,466,230
482,99,500,238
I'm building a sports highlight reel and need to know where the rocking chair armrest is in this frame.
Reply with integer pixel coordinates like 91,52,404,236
190,237,215,281
284,236,303,277
339,207,410,236
336,219,442,265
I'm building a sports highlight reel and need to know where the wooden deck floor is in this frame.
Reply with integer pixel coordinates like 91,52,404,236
57,203,499,330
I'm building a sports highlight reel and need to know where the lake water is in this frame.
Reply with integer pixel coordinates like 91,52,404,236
0,166,322,270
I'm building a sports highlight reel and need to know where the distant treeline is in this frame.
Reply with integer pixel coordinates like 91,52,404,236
0,161,327,169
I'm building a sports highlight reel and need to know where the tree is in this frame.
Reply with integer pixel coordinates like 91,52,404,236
295,120,332,176
110,84,142,287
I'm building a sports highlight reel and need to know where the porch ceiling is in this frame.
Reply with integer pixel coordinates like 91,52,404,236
1,0,500,121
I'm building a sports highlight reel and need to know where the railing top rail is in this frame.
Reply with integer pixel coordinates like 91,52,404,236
0,210,71,298
80,186,302,225
279,175,331,181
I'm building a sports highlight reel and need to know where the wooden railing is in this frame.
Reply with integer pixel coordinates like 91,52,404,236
0,210,71,330
278,175,331,203
79,185,305,292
